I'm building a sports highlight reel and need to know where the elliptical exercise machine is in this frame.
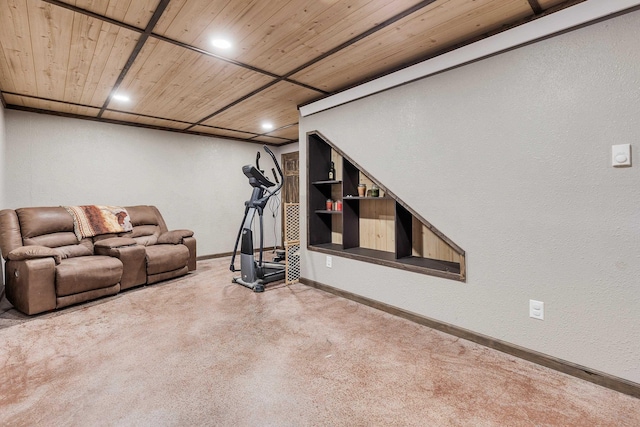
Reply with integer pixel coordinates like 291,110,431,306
230,145,286,292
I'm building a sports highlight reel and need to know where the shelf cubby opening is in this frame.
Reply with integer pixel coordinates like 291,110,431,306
307,131,466,281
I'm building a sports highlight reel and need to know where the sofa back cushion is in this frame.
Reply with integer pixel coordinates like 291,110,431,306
124,205,161,246
18,207,73,240
15,207,94,257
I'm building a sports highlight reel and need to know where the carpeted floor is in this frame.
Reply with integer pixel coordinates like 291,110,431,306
0,257,639,426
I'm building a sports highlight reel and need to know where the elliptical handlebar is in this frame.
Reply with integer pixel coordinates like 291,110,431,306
241,145,284,194
263,145,283,190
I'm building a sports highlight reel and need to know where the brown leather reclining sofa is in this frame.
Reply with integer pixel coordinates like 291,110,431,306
0,205,196,315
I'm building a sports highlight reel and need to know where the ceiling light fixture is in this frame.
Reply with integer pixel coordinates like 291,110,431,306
112,94,130,102
211,38,232,49
261,122,274,131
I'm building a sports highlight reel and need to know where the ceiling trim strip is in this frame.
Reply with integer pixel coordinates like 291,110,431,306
2,91,103,110
2,91,294,141
527,0,544,15
3,90,208,128
6,104,293,146
300,0,640,117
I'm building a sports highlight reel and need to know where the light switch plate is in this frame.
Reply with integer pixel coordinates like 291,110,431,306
612,144,631,167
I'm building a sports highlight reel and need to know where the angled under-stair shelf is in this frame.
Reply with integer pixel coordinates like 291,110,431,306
307,131,466,281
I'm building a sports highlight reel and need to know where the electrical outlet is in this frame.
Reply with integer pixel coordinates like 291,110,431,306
326,256,332,268
529,300,544,320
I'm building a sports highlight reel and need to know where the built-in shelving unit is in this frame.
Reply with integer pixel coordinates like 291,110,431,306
307,131,466,281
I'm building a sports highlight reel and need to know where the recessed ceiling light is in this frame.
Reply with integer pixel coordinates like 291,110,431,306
261,122,274,131
211,38,232,49
112,94,130,102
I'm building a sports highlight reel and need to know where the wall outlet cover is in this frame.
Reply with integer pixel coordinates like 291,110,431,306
529,299,544,320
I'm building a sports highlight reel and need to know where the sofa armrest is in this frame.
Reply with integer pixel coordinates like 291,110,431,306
158,229,194,245
0,209,23,260
94,237,137,250
8,245,62,265
183,236,196,271
5,257,57,315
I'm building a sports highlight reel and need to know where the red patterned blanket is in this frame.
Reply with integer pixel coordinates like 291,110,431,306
64,205,133,240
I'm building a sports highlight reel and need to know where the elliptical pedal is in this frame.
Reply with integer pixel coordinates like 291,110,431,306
273,249,286,262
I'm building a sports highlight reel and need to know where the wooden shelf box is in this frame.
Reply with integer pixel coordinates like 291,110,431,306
307,131,466,281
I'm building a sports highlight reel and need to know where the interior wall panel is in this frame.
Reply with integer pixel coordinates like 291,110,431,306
299,9,640,384
3,110,283,255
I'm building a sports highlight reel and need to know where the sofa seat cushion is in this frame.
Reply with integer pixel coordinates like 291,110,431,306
55,256,123,297
145,244,189,275
53,243,93,260
158,229,194,244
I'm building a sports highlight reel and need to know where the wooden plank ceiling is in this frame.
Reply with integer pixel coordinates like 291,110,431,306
0,0,584,146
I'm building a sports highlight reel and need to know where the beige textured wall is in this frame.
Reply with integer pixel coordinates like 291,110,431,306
0,103,5,209
300,10,640,383
3,110,282,257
